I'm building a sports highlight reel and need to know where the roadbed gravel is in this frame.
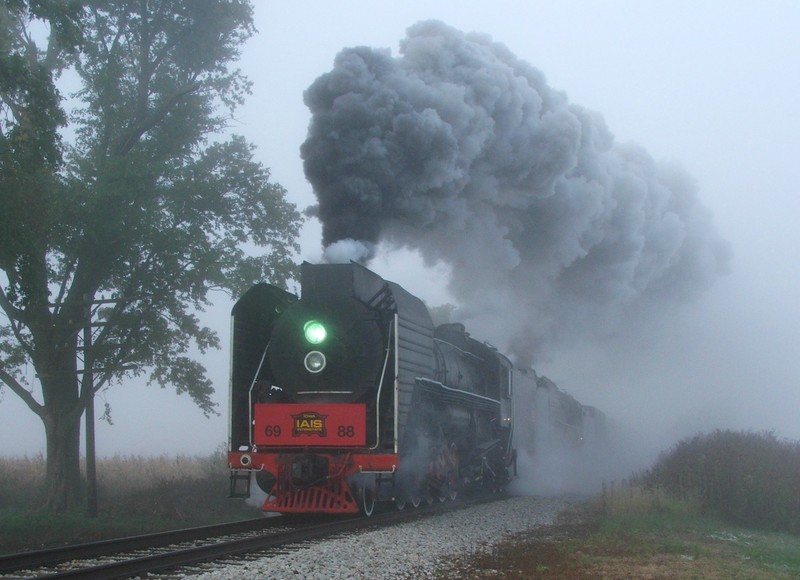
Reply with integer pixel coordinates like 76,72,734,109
190,495,574,579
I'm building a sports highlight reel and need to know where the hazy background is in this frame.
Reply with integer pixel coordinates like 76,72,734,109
2,1,799,471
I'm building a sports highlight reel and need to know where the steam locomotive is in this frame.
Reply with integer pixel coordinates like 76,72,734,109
227,262,602,515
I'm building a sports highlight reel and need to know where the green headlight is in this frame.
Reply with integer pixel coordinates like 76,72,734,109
303,320,327,344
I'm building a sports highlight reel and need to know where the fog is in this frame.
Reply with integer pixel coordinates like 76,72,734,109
2,2,799,482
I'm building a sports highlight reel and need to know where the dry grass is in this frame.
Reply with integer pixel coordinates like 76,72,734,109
0,447,258,553
92,452,223,503
601,481,698,517
0,448,225,505
0,454,47,507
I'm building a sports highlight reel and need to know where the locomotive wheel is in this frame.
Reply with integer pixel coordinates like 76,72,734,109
436,447,447,502
395,495,406,510
447,442,460,501
360,484,376,517
428,441,460,502
410,493,421,508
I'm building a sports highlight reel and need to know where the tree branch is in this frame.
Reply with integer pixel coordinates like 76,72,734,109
0,282,26,324
90,7,128,157
112,81,201,155
52,257,77,316
0,94,28,126
0,366,44,417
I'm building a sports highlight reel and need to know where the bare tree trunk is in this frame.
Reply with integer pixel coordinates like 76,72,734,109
37,336,85,513
43,409,84,512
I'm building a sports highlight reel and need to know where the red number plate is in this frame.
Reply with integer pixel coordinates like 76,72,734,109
253,404,366,446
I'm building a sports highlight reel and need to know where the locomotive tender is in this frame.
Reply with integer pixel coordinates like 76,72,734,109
227,262,599,515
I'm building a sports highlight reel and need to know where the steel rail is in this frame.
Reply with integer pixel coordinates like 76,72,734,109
25,493,505,579
0,516,282,574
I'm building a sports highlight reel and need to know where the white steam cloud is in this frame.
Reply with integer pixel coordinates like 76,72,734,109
322,238,375,264
302,20,730,362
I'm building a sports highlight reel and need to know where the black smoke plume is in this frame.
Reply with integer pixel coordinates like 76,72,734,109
302,21,729,362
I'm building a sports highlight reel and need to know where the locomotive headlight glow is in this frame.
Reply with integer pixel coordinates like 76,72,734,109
304,350,327,373
303,320,327,344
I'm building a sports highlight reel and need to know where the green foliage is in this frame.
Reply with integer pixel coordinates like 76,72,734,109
0,1,80,287
0,0,302,512
642,430,800,535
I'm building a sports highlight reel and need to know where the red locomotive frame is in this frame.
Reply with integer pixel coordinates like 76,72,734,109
229,403,396,513
253,403,367,446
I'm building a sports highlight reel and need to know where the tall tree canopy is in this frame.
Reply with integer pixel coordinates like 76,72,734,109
0,0,301,512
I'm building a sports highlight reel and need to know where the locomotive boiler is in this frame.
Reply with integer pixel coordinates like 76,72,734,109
227,261,516,515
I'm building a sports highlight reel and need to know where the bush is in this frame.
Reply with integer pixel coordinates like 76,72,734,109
642,430,800,534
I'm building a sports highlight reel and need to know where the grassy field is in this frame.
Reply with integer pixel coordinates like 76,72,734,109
4,429,800,577
0,447,258,554
446,485,800,578
446,431,800,578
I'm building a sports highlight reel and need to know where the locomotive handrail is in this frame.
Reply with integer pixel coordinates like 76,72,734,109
416,377,501,405
370,317,394,451
433,337,485,362
247,340,271,449
295,390,354,395
394,312,400,454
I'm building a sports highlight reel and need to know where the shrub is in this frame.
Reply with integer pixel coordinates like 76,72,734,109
642,430,800,534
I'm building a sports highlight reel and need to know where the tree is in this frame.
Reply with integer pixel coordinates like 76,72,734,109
0,0,302,512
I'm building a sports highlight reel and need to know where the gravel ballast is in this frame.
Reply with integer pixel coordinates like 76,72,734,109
191,495,573,579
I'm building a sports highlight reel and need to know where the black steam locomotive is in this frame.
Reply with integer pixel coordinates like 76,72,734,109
227,262,600,515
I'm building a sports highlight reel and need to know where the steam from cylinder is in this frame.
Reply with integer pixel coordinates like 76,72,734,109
301,20,730,362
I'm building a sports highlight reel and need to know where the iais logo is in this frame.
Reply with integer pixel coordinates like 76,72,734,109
291,411,327,437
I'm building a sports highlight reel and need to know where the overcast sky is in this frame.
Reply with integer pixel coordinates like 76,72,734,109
2,1,799,465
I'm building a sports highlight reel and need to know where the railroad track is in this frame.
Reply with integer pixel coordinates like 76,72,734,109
0,516,298,579
0,493,503,579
